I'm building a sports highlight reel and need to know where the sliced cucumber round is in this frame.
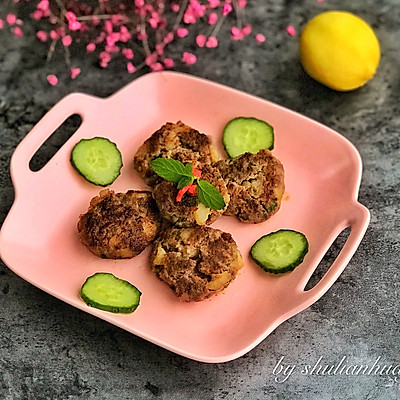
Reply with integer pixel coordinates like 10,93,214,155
251,230,309,274
222,117,274,158
80,273,141,313
71,137,122,186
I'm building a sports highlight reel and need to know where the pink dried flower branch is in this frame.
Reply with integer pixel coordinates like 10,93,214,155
0,0,265,85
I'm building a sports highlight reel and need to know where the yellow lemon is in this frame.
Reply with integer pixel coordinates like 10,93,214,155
299,11,381,91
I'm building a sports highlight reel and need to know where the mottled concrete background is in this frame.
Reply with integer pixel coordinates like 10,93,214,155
0,0,399,399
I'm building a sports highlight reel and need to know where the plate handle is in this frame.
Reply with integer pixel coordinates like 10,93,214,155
10,92,101,189
294,203,370,308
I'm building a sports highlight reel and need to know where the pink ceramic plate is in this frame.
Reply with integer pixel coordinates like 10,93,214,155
0,72,370,363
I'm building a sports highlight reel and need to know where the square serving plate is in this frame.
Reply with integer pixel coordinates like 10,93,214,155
0,72,370,363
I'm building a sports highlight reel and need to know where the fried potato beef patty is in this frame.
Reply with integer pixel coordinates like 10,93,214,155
134,121,219,186
150,226,243,302
216,149,285,223
152,164,229,227
78,189,161,259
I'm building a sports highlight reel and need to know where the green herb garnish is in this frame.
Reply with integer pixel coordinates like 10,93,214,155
150,158,226,210
197,180,226,210
150,158,192,182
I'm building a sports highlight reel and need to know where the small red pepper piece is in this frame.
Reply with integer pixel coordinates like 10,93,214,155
192,168,202,177
187,183,197,196
176,183,198,202
176,185,190,202
176,167,201,202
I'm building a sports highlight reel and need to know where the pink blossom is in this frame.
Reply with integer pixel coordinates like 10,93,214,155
6,13,17,25
62,35,72,46
0,19,4,30
65,11,77,22
286,25,296,36
242,24,252,36
36,30,47,42
163,32,174,44
183,8,197,24
183,0,207,24
208,12,218,25
231,27,240,35
196,34,206,47
222,4,233,16
191,0,201,10
31,10,43,20
192,3,206,18
70,67,81,79
149,15,159,29
112,32,122,42
50,30,60,40
206,36,218,48
99,51,111,63
134,0,145,7
127,62,136,74
150,62,163,72
105,45,120,53
106,35,115,46
237,0,247,7
122,48,134,59
37,0,49,12
255,33,266,43
47,75,58,86
145,53,158,66
177,28,188,38
163,58,174,68
231,27,244,41
86,42,96,52
104,20,113,34
119,26,131,42
171,3,180,12
182,52,197,65
155,43,164,55
69,21,82,31
13,27,23,37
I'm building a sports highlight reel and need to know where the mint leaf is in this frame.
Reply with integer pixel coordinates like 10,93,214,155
177,175,193,189
197,180,226,210
150,158,193,182
183,163,193,176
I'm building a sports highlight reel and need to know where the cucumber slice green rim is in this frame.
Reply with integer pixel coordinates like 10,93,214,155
80,273,141,314
71,137,123,186
222,117,274,158
250,230,309,274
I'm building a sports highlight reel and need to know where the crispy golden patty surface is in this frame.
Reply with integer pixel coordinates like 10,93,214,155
150,226,243,302
78,189,161,259
215,149,285,223
134,121,219,186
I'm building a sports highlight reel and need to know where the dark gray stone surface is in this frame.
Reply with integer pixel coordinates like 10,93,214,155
0,1,399,399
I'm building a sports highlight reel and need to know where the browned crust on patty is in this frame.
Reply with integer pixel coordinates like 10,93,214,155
150,226,243,302
77,189,161,259
215,149,285,223
152,164,230,227
134,121,219,186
